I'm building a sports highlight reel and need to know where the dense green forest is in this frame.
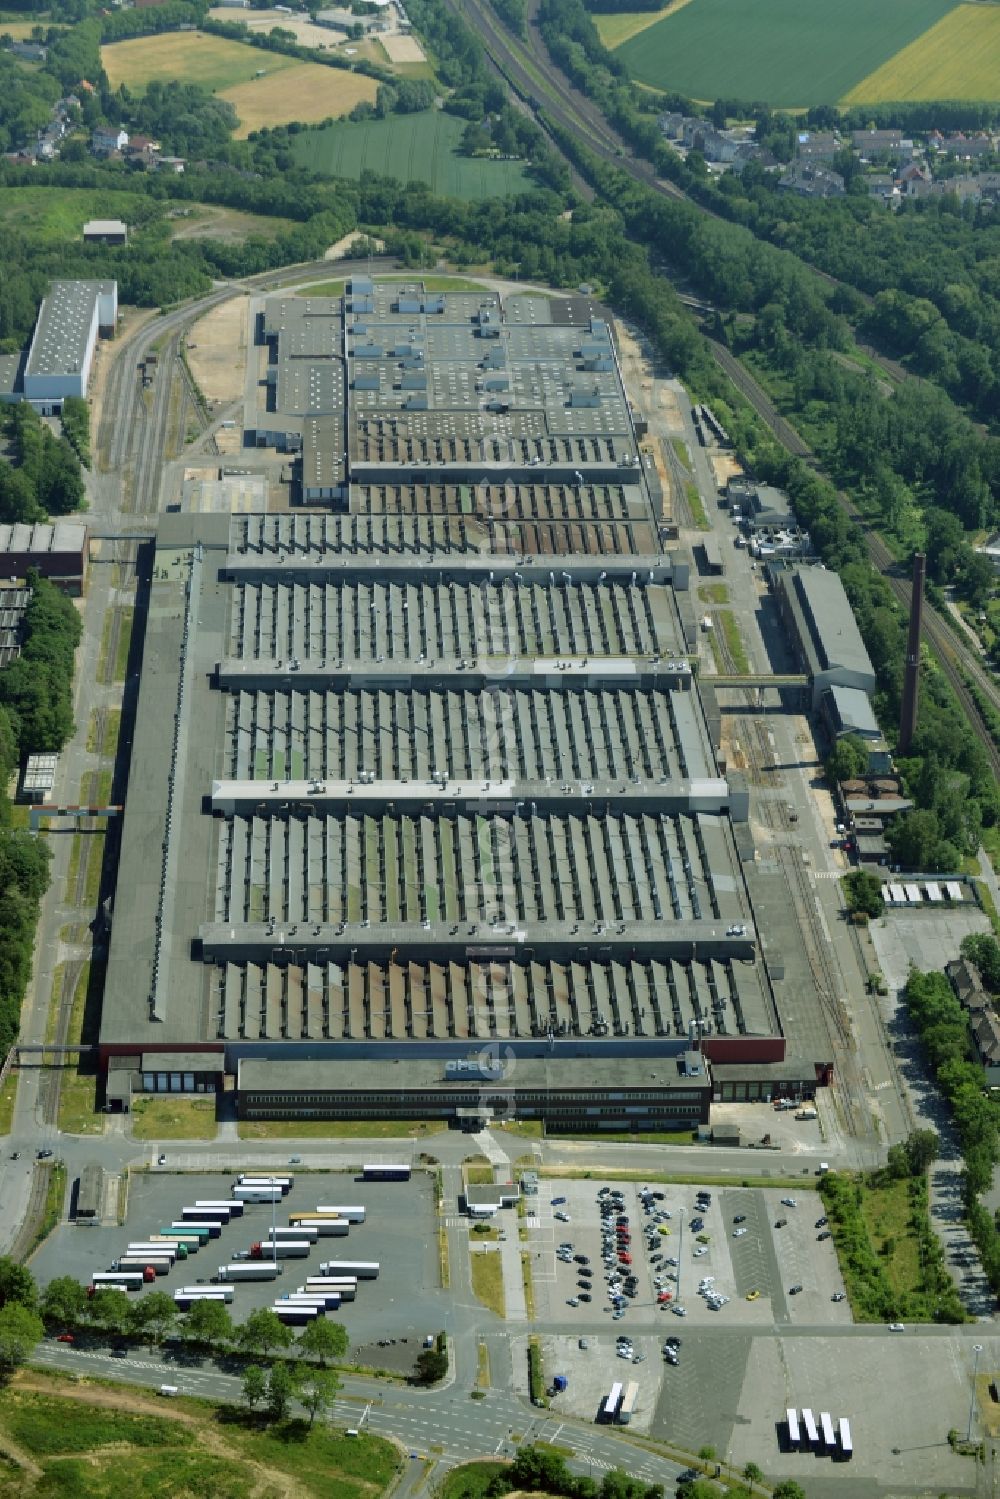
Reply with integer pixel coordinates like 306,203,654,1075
0,578,81,1057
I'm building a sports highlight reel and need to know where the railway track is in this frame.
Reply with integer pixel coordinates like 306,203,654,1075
7,1165,51,1264
706,339,1000,780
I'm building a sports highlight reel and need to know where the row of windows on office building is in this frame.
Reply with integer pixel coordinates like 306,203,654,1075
242,1089,706,1107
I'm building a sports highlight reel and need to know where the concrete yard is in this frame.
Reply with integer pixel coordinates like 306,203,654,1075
522,1178,989,1493
30,1170,446,1350
185,298,249,406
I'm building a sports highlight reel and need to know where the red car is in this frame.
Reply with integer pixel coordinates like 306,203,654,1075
619,1252,632,1265
657,1291,672,1302
56,1333,75,1343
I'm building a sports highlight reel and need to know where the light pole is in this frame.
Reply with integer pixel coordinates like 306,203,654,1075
676,1207,685,1312
968,1344,984,1442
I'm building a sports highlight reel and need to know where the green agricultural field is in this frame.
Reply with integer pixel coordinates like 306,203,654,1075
614,0,959,107
292,110,531,199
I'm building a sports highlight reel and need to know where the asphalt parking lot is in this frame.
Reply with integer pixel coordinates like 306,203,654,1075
528,1177,852,1436
529,1179,848,1332
32,1170,446,1350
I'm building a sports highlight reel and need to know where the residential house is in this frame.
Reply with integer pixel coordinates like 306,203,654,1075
9,40,47,62
156,156,186,174
659,112,686,140
91,126,128,156
940,132,993,161
946,956,987,1010
867,173,900,207
794,130,841,163
974,1012,1000,1082
778,164,845,199
731,142,779,173
922,177,984,206
851,128,912,163
691,127,742,163
898,162,930,197
125,134,160,157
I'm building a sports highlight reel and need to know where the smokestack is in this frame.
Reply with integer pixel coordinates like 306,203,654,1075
898,551,926,756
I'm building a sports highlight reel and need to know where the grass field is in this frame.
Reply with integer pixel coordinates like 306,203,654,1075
0,1373,401,1499
0,186,157,241
102,30,301,90
292,110,531,198
102,31,376,133
593,2,677,49
130,1097,218,1140
238,1116,445,1137
614,0,958,107
470,1249,505,1319
844,3,1000,102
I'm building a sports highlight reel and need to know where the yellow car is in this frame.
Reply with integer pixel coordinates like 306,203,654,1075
657,1225,671,1236
746,1289,761,1301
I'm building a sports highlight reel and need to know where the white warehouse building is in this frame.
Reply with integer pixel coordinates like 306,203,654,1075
22,280,118,411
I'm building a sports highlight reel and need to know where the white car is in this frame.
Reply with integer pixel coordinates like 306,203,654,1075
693,1246,708,1257
733,1228,748,1238
889,1322,905,1331
567,1297,579,1307
554,1211,571,1222
780,1198,797,1208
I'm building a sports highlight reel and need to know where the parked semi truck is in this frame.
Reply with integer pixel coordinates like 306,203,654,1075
216,1262,284,1282
312,1206,366,1223
304,1278,357,1300
89,1272,148,1290
287,1216,348,1235
115,1258,170,1275
318,1260,379,1279
262,1227,319,1244
272,1303,319,1322
250,1240,311,1259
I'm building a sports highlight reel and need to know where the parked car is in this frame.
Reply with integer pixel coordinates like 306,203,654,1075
789,1284,803,1295
56,1333,75,1343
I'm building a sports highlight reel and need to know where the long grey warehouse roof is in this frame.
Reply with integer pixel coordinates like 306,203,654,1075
25,280,114,378
0,521,87,555
237,1053,716,1098
781,565,874,679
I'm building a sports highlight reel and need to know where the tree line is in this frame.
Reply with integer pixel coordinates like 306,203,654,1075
0,578,81,1056
905,967,1000,1295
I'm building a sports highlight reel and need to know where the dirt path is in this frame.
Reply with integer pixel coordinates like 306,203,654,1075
10,1372,309,1499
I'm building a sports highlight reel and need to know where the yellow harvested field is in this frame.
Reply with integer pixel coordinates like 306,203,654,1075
102,31,299,91
596,0,691,50
221,63,376,136
844,4,1000,103
102,31,377,135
